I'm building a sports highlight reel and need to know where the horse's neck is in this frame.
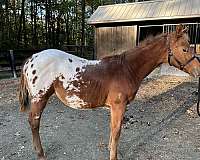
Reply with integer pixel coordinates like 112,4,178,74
125,36,167,83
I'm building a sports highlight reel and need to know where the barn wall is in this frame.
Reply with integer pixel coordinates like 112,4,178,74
95,25,137,59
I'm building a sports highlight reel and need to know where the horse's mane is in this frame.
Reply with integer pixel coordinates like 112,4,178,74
123,32,168,56
101,53,126,65
139,33,165,47
101,32,168,63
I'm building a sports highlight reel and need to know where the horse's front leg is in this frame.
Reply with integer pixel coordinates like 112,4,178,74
109,100,126,160
28,98,47,160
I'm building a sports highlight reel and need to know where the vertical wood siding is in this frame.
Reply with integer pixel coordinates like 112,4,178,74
96,25,137,59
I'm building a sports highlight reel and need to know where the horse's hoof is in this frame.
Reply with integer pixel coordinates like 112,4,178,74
38,156,47,160
38,158,47,160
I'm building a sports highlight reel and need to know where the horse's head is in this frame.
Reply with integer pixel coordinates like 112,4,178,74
168,24,200,77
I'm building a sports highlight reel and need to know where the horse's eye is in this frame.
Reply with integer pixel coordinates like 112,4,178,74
183,49,187,52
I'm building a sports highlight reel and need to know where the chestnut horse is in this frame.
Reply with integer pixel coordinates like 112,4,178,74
19,25,200,160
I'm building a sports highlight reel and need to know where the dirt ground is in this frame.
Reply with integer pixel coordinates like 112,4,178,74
0,76,200,160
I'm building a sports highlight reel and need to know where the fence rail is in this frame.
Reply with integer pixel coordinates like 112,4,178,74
0,46,95,79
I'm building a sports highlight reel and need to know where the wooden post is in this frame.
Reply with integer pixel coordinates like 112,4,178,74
9,50,17,78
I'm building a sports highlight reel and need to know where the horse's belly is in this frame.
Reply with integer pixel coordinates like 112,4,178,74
65,94,89,109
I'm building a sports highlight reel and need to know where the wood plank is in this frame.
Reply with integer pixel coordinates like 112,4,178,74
96,25,137,59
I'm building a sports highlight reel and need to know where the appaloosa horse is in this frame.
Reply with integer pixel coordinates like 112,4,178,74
19,25,200,160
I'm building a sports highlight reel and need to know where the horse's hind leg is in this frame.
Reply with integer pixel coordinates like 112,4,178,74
28,98,48,160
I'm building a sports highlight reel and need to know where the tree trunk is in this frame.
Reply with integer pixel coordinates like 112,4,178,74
23,4,27,47
31,0,34,46
33,0,38,47
17,0,25,47
81,0,85,46
45,0,49,47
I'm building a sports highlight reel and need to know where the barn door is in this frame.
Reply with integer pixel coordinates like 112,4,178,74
95,25,137,59
138,25,163,44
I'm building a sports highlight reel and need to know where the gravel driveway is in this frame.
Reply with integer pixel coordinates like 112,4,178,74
0,76,200,160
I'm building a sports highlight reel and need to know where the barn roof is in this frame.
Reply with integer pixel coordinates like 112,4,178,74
88,0,200,25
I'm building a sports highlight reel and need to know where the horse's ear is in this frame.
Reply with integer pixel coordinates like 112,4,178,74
182,26,189,33
176,24,184,36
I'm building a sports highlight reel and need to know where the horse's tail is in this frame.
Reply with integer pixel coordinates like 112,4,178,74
19,70,30,112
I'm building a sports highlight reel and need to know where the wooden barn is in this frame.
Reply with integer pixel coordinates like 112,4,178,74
88,0,200,76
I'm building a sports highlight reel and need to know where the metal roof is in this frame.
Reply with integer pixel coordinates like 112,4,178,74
88,0,200,25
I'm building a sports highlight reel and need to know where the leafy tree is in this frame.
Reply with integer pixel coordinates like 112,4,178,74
0,0,151,52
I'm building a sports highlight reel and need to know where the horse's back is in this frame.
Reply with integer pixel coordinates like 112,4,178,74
23,49,89,98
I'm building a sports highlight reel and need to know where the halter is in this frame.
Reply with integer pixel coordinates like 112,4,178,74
167,35,200,70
